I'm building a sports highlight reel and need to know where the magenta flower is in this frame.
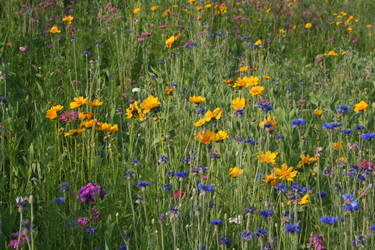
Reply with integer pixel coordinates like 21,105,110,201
77,183,106,204
59,110,78,123
19,46,28,52
77,217,88,229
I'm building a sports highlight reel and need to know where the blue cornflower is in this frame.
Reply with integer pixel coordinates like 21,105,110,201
83,51,91,56
99,149,105,158
175,171,189,178
355,125,365,132
317,192,328,198
276,135,285,140
244,207,256,215
157,61,164,65
254,228,268,238
260,209,273,219
54,197,65,205
198,183,215,192
263,123,273,128
158,154,168,164
210,219,222,225
285,224,301,233
233,109,245,117
242,138,258,145
183,156,195,163
320,216,337,224
163,183,173,192
337,105,351,114
132,159,139,165
219,235,230,245
341,129,353,135
60,182,70,192
242,230,254,241
196,108,207,115
208,34,215,38
86,227,97,236
119,244,127,250
136,181,150,188
371,225,375,232
361,133,375,141
0,97,7,104
274,184,287,194
322,122,342,129
291,118,306,128
342,193,360,211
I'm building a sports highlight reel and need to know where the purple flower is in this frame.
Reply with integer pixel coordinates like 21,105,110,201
77,183,106,204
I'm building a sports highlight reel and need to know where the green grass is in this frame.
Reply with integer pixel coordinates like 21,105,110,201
1,0,375,249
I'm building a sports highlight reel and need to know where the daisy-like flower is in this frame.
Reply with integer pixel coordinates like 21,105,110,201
64,128,85,137
264,173,279,186
62,16,74,24
258,151,278,165
274,164,298,181
87,99,103,107
354,100,369,112
70,96,88,109
249,86,264,96
196,129,215,144
259,116,277,129
79,112,93,120
189,96,206,104
140,96,160,114
50,25,61,34
215,130,229,141
133,8,140,14
165,34,181,48
298,194,309,205
297,154,318,168
228,166,244,178
46,105,64,120
126,101,145,121
232,97,245,110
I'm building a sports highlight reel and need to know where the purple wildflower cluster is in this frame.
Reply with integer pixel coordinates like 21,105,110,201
77,183,106,204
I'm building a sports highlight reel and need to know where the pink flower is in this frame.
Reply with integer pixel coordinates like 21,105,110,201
19,46,28,52
159,25,167,29
138,38,144,43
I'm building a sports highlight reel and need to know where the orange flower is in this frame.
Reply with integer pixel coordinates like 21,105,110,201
70,96,88,109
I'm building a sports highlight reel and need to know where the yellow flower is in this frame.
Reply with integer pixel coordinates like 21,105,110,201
245,76,259,87
219,4,227,14
314,109,323,116
140,96,160,114
79,112,93,120
264,173,279,186
224,78,233,85
133,8,140,14
279,29,285,34
166,86,174,95
344,16,353,26
305,23,312,29
354,100,369,112
62,16,74,24
165,34,181,48
274,164,298,181
211,107,223,120
327,50,338,56
215,130,229,141
46,105,64,120
87,99,103,107
189,96,206,104
367,24,373,29
297,154,318,168
151,6,158,11
194,118,208,127
263,75,270,80
64,128,85,137
254,40,262,46
229,166,244,178
232,97,245,110
126,101,145,121
80,119,94,128
70,96,88,109
332,142,341,151
249,86,264,96
196,6,203,11
297,194,309,205
188,0,196,3
110,124,119,132
239,66,248,72
205,4,212,8
259,116,277,129
347,27,352,33
50,25,61,34
196,129,215,144
258,151,278,165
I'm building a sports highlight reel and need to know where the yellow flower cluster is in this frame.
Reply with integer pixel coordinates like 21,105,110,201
194,107,223,127
126,96,161,121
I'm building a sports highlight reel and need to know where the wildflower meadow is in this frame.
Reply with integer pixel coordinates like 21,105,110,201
1,0,375,249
